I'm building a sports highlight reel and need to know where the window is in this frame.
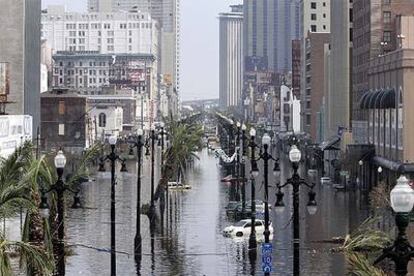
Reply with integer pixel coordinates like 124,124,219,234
306,101,311,109
323,13,326,18
323,2,326,6
107,38,114,44
383,31,391,42
311,14,317,20
383,11,391,24
306,115,311,125
58,100,65,115
323,25,326,30
311,25,317,32
311,2,316,9
98,113,106,127
383,0,391,4
58,124,65,136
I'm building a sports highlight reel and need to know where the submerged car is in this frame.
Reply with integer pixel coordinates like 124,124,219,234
223,219,274,238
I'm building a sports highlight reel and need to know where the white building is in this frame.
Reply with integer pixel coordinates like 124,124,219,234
41,64,48,93
280,84,301,133
89,105,123,140
0,115,33,158
87,0,181,94
219,5,243,108
41,6,159,56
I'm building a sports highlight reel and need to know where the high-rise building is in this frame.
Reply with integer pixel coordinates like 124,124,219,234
302,32,330,142
87,0,181,94
243,0,300,74
352,0,414,123
0,0,41,135
299,0,330,135
219,5,243,108
324,0,353,139
41,8,159,56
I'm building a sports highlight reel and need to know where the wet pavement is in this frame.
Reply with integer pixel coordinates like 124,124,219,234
65,149,370,275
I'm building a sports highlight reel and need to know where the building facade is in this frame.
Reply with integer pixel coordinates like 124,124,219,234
352,0,414,124
243,0,300,74
302,32,330,142
299,0,330,136
52,52,157,95
86,0,181,95
219,5,243,108
324,0,353,140
41,7,159,56
0,0,41,136
40,89,89,152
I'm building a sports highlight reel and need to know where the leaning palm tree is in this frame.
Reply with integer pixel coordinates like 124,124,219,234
153,116,203,202
0,142,54,275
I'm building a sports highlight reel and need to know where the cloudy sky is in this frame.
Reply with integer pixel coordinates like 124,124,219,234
42,0,242,101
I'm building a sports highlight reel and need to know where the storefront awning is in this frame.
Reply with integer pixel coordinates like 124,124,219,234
359,88,396,110
373,156,414,173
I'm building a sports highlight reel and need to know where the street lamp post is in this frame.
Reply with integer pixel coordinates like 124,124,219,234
128,129,144,257
374,175,414,276
378,166,383,183
359,160,364,189
249,130,281,275
39,150,82,276
275,144,317,275
248,128,259,252
150,128,156,214
98,135,128,276
240,123,247,216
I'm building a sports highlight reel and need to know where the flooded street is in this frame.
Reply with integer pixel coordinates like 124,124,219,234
65,149,369,275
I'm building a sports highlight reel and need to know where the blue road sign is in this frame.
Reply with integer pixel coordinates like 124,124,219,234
262,243,272,273
256,211,265,220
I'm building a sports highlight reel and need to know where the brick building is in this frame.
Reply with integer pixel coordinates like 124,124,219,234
41,89,89,153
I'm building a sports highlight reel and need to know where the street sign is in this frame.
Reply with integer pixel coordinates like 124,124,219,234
262,243,272,273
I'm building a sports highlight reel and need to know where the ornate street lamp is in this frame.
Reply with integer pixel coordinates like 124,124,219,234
375,175,414,276
39,150,81,276
128,129,144,258
249,130,281,275
98,135,128,276
276,144,317,275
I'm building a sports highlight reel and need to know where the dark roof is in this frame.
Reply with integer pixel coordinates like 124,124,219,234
359,88,396,110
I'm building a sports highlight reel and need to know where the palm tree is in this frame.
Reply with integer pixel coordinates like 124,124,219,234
21,144,101,275
153,117,204,203
0,142,54,275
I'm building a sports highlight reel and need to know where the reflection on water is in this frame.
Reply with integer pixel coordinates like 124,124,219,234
65,149,369,275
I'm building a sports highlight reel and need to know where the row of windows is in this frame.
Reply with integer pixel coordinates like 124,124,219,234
310,2,327,9
310,13,327,21
310,24,327,32
62,22,153,31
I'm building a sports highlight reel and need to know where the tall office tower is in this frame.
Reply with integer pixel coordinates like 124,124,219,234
352,0,414,123
243,0,300,74
0,0,41,135
219,5,243,109
299,0,330,136
325,0,353,139
87,0,180,93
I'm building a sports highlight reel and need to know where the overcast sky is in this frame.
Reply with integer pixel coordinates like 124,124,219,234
42,0,242,101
